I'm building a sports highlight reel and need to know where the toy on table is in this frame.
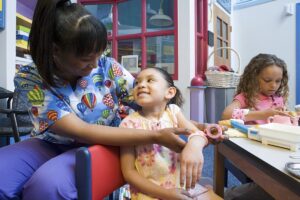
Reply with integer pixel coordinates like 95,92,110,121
230,119,249,134
267,115,298,126
285,162,300,179
258,123,300,151
204,124,222,140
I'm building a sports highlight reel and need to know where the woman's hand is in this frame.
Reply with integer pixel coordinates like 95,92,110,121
154,128,191,153
180,137,205,190
161,188,193,200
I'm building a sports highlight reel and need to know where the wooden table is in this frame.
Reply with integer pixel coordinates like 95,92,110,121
214,138,300,199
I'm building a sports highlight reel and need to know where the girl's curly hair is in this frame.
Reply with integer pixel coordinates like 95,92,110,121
236,53,289,108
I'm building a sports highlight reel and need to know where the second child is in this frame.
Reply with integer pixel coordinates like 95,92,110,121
222,53,290,124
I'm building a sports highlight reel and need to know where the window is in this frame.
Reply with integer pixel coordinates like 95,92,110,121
234,0,274,10
80,0,178,79
213,4,231,67
195,0,208,77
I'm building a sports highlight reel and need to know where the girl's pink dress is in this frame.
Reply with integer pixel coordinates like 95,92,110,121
233,93,284,124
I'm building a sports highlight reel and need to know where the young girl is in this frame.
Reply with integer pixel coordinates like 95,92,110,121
120,67,222,200
222,53,290,124
222,53,289,200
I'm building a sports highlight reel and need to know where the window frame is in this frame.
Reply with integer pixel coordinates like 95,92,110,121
195,0,208,78
79,0,178,80
213,4,231,67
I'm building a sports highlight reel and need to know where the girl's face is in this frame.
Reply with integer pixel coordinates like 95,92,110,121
258,65,283,96
133,68,175,108
54,50,102,81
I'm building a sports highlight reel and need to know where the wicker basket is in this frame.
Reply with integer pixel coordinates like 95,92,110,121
205,47,241,88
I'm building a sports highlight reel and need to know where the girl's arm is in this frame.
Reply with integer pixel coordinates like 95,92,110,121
120,146,192,200
50,113,188,152
222,100,288,121
175,111,207,190
222,100,241,120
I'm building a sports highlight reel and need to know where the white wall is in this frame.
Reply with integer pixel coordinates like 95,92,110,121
176,0,195,117
232,0,300,109
0,1,16,90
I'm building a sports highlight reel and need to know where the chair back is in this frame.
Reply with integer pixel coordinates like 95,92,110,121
0,88,32,144
76,145,125,200
12,89,32,126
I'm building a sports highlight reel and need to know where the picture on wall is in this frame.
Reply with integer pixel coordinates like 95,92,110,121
121,55,139,73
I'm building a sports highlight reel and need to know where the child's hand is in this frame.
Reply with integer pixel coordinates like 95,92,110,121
264,108,291,118
180,138,205,191
163,188,193,200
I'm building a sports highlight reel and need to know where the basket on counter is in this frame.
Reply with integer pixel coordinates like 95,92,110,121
205,47,241,88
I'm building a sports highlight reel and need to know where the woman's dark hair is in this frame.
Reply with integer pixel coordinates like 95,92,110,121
236,53,289,108
149,67,184,107
29,0,107,87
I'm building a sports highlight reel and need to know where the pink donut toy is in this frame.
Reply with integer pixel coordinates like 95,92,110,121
204,124,222,139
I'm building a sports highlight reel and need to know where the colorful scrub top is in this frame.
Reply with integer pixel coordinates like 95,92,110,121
233,93,285,124
14,56,135,144
120,104,200,200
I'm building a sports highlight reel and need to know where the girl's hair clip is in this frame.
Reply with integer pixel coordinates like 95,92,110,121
56,0,72,8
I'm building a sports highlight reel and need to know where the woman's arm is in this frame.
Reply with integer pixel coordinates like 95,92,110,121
50,113,188,152
120,146,192,200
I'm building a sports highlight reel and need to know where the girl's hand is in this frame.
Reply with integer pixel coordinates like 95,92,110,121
264,108,290,118
180,137,205,190
162,188,193,200
154,128,191,153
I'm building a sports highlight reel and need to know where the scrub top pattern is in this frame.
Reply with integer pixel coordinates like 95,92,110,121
14,56,135,144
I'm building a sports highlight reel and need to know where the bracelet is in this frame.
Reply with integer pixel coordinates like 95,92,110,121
232,108,250,121
188,131,208,145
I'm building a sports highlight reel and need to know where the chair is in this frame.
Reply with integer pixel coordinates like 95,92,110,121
0,87,33,145
76,145,126,200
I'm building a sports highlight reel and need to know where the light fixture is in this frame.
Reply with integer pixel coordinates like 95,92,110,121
101,5,120,26
149,0,173,27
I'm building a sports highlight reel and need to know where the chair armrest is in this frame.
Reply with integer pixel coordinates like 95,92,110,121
76,145,125,200
0,88,13,99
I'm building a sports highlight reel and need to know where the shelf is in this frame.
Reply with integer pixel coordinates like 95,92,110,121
16,13,32,27
16,56,32,65
16,13,31,60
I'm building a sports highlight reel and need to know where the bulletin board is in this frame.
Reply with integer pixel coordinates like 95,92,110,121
0,0,5,29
